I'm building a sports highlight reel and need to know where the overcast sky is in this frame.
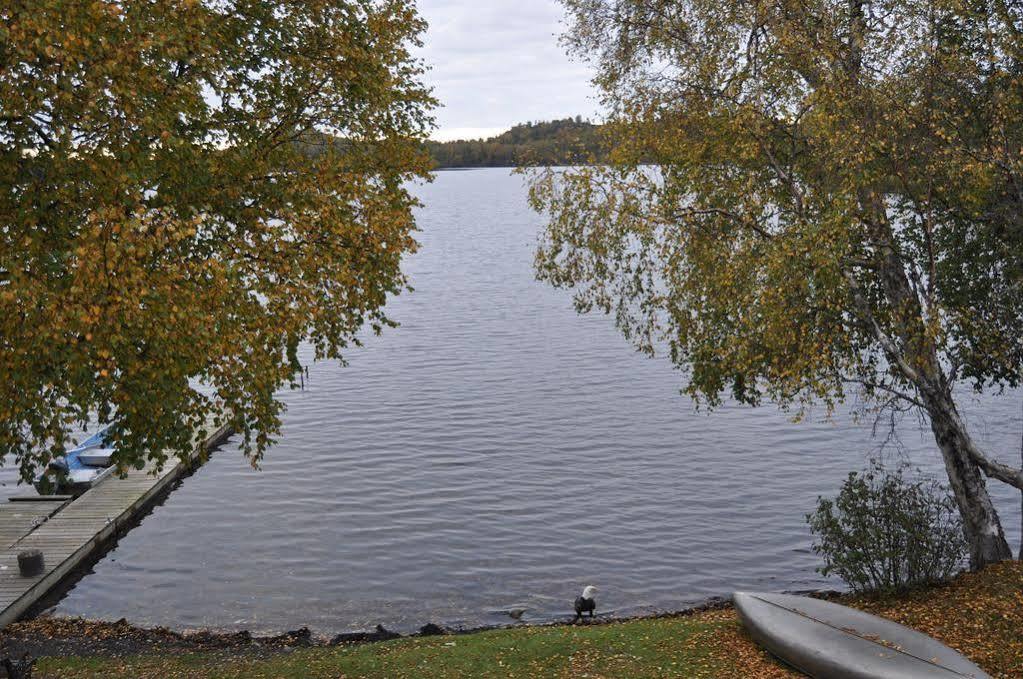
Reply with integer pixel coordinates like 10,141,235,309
415,1,600,141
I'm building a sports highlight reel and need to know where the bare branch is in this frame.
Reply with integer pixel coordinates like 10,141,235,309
672,207,775,240
842,376,925,409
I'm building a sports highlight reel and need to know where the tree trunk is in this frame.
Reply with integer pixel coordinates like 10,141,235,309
926,393,1013,568
862,212,1012,568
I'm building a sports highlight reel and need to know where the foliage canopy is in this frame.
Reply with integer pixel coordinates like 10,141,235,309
0,0,434,480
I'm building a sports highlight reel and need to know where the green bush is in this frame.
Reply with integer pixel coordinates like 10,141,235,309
807,460,967,593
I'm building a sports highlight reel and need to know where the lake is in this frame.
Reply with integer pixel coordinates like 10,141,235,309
11,168,1022,634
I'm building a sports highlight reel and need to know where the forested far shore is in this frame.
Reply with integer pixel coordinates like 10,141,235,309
428,118,603,168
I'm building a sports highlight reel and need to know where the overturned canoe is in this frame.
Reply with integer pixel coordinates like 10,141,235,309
733,591,990,679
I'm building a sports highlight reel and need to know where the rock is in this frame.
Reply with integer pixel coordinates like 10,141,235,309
330,631,372,645
2,653,35,679
228,631,253,644
373,624,401,641
508,609,527,620
280,627,312,646
419,623,446,636
186,629,254,648
330,624,401,646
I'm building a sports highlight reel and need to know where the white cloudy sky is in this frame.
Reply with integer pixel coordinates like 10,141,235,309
414,1,601,141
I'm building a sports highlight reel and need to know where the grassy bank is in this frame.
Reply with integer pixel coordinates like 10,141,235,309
16,561,1023,678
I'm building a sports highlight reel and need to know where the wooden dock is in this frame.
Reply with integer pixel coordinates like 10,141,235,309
0,419,232,628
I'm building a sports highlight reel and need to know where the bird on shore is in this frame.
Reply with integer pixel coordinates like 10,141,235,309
574,585,597,623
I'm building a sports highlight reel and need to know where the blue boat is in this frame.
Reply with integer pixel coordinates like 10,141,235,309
41,426,117,494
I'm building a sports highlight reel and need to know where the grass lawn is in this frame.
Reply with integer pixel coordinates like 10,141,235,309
34,612,792,679
26,561,1023,678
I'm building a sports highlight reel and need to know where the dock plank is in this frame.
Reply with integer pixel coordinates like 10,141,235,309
0,416,232,627
0,501,67,549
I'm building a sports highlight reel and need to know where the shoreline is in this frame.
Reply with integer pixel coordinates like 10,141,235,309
3,562,1020,677
1,587,843,659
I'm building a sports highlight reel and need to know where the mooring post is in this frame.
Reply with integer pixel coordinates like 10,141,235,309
17,550,44,577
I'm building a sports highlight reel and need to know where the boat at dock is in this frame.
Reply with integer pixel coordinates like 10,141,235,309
37,426,116,496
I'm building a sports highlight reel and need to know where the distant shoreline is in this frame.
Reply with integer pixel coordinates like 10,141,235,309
432,164,593,170
427,117,603,168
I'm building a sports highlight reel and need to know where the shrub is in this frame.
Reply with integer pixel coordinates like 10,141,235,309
807,460,967,593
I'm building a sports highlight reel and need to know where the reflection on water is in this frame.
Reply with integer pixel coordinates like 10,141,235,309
38,169,1023,634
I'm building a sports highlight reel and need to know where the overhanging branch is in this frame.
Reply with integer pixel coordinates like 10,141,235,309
841,377,925,409
964,437,1023,491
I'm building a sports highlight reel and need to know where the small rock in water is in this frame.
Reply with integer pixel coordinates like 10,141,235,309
508,608,527,620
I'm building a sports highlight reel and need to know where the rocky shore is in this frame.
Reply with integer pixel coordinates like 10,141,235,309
2,563,1020,677
0,596,740,663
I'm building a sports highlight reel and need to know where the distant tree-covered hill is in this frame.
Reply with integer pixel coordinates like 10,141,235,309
428,118,603,168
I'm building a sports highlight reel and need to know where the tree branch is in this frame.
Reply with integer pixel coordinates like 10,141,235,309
967,441,1023,491
943,400,1023,491
672,207,774,240
842,270,925,386
842,376,925,409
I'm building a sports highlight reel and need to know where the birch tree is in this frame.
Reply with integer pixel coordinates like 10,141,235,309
530,0,1023,566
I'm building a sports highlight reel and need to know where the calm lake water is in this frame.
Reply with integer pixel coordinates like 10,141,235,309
11,169,1022,634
